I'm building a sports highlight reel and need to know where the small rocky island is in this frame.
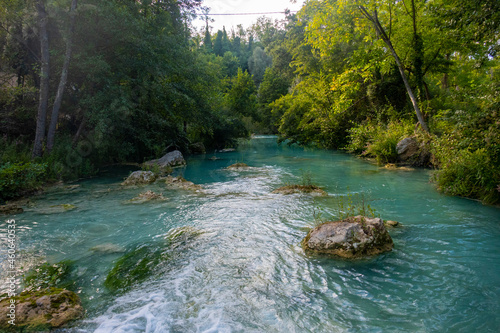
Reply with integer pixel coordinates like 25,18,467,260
302,216,393,258
0,288,83,332
273,185,327,196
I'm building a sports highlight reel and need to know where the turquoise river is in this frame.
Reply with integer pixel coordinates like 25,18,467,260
1,136,500,332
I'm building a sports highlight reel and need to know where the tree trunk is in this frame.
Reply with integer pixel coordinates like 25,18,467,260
47,0,78,153
32,0,50,158
358,6,429,133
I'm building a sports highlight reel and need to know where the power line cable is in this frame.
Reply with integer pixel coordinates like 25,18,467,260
205,11,298,16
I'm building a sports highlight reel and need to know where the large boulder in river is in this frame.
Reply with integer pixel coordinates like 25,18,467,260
302,216,393,258
0,288,83,332
121,171,157,186
145,150,186,169
396,136,432,167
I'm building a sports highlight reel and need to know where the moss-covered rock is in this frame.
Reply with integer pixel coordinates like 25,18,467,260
104,227,203,293
164,176,202,191
272,185,327,196
121,171,157,186
23,261,75,292
0,288,83,332
128,190,166,203
302,216,393,258
104,244,166,293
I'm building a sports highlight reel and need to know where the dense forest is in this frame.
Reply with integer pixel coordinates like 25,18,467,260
0,0,499,204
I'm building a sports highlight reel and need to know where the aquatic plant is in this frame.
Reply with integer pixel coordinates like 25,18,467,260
335,192,379,220
105,227,204,293
23,260,76,292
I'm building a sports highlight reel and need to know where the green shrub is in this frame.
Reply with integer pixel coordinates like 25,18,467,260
433,148,500,204
345,122,378,154
347,121,413,164
0,162,47,201
366,121,414,164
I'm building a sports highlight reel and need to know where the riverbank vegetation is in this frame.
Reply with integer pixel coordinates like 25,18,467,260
1,0,498,204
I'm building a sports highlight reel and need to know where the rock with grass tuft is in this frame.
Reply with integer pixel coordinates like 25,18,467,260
302,215,393,258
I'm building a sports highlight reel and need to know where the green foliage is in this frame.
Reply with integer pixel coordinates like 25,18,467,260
346,120,414,164
335,192,379,221
225,68,258,119
433,148,500,204
23,260,75,292
363,121,414,164
0,162,47,201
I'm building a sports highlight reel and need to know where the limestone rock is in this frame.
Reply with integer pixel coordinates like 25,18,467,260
384,220,400,228
129,190,166,203
121,171,157,186
396,136,432,167
144,150,186,169
165,176,202,191
302,216,393,258
0,288,83,332
396,137,419,160
0,204,23,215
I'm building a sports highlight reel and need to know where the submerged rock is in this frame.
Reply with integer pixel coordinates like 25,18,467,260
227,163,249,169
129,190,166,203
90,243,126,254
104,244,166,293
144,150,186,169
384,220,400,228
165,176,202,191
38,204,76,214
0,204,24,215
0,288,83,332
105,227,203,293
121,171,157,186
273,185,327,196
302,216,393,258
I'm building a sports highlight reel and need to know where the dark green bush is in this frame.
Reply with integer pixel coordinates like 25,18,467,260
346,121,413,164
433,147,500,204
0,162,47,201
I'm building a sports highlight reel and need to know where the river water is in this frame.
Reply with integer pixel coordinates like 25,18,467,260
1,136,499,332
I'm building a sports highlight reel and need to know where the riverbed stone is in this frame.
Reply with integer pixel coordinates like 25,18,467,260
121,171,157,186
0,204,24,215
384,220,400,228
302,216,393,258
227,163,249,169
164,176,202,191
144,150,186,169
0,288,83,332
129,190,166,203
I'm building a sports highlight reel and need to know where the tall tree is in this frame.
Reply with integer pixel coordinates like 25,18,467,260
357,4,429,132
47,0,78,153
32,0,50,158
